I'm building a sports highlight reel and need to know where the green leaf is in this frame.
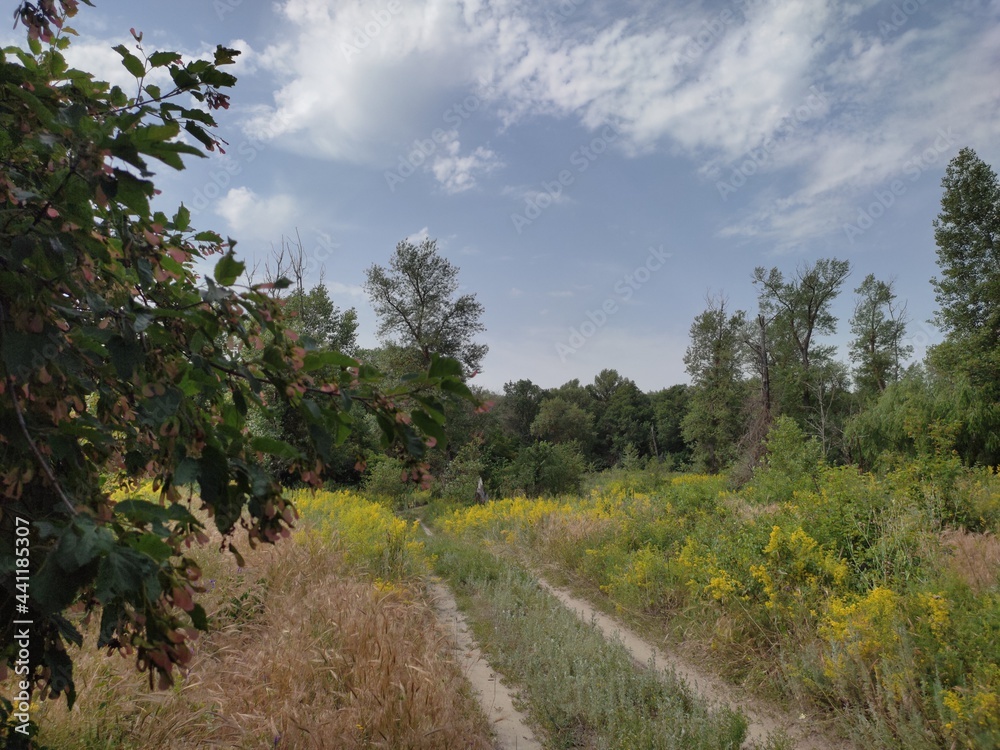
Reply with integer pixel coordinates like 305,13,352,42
58,518,115,568
214,252,244,286
250,436,303,461
131,533,173,562
428,354,464,379
411,410,447,449
95,546,159,604
113,44,146,78
189,603,209,631
194,230,223,243
302,350,358,371
440,378,474,399
174,204,191,231
173,457,200,486
148,50,180,68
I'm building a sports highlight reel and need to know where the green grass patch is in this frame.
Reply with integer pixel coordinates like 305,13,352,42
427,534,752,750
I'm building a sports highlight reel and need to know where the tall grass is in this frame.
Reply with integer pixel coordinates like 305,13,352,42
21,493,494,749
439,462,1000,750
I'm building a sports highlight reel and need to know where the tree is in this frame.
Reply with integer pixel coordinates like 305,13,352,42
649,384,691,466
930,148,1000,391
258,232,358,353
928,147,1000,464
849,274,911,398
0,7,474,741
599,380,654,463
530,396,593,446
285,284,358,354
497,379,544,445
365,238,488,374
752,258,851,426
681,297,748,473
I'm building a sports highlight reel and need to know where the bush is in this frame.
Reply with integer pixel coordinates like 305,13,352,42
748,416,825,503
499,441,587,497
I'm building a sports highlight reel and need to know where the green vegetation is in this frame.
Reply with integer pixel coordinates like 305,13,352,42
439,424,1000,749
427,533,756,750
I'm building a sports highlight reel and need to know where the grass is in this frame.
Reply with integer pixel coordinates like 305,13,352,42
436,462,1000,750
22,521,495,749
426,532,758,750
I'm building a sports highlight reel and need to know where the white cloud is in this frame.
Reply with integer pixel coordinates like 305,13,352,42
248,0,495,163
430,132,503,193
405,226,431,244
215,187,299,240
244,0,998,249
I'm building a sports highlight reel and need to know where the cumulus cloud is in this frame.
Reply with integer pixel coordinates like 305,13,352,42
246,0,998,247
216,187,299,240
430,132,503,192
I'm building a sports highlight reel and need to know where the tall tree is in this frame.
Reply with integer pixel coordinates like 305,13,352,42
365,238,487,374
930,147,1000,390
929,147,1000,464
285,284,359,353
752,258,851,425
497,379,544,445
681,297,748,473
849,274,911,398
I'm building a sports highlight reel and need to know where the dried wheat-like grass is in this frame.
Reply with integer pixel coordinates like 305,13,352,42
939,529,1000,594
27,532,495,749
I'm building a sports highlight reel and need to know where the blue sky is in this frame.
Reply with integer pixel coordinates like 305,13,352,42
17,0,1000,392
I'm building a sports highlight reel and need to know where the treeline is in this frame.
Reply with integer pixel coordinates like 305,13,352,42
262,148,998,499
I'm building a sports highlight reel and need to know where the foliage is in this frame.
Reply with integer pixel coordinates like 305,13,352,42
928,147,1000,464
495,378,543,445
752,258,851,432
529,395,593,446
498,441,587,497
849,274,911,399
747,416,825,503
439,462,1000,749
682,298,748,473
649,384,692,466
364,237,488,374
0,7,475,737
289,489,426,579
283,283,358,354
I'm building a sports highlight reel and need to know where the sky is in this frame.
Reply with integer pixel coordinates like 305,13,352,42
11,0,1000,393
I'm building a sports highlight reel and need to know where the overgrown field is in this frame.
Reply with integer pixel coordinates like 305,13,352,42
21,487,493,749
437,425,1000,750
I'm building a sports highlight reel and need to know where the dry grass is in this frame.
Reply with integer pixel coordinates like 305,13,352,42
27,530,496,749
939,528,1000,594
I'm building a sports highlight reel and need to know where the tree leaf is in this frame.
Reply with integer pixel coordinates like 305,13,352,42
214,252,244,286
113,44,146,78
